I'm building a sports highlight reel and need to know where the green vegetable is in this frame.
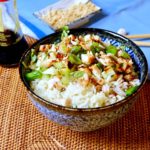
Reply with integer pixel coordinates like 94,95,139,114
25,70,42,81
61,70,84,85
126,86,138,96
68,54,82,65
42,74,51,79
96,62,103,69
61,76,70,85
71,71,84,78
39,67,47,72
90,42,101,54
31,49,37,63
62,25,69,31
106,45,118,55
62,44,67,54
61,68,71,85
71,45,82,54
31,55,36,62
61,26,69,39
121,51,130,59
61,68,71,76
54,62,65,69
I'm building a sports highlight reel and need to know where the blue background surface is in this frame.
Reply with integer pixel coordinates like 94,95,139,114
17,0,150,78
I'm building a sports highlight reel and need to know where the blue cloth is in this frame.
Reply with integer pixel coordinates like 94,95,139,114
17,0,150,79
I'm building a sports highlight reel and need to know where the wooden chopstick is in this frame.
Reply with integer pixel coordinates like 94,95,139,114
125,34,150,39
124,34,150,46
133,41,150,47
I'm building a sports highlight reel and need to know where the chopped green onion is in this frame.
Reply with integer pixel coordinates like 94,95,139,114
62,25,69,31
61,68,71,85
42,74,51,79
62,44,67,54
126,86,138,96
61,26,69,39
71,71,84,78
68,54,82,65
61,70,84,85
31,49,37,63
106,45,118,55
61,68,71,76
90,42,101,54
71,45,82,54
31,55,37,62
39,67,47,72
54,62,65,69
121,51,130,59
61,76,70,85
96,62,103,69
25,70,42,81
76,50,86,59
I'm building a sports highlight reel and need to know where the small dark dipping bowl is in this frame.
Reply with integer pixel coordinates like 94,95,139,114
19,28,148,132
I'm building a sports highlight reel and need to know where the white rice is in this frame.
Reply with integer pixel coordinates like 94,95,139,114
30,76,138,108
28,33,141,108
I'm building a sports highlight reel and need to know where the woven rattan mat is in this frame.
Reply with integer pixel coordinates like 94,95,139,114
0,36,150,150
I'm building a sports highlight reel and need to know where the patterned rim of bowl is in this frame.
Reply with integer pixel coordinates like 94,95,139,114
19,28,148,112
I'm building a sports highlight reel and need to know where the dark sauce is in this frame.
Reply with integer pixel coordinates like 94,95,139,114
0,30,29,67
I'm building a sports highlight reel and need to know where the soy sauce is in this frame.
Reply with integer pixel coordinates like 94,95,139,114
0,30,29,67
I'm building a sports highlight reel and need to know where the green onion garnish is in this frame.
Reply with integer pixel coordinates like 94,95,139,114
126,86,138,96
106,45,118,55
25,70,42,81
68,54,82,65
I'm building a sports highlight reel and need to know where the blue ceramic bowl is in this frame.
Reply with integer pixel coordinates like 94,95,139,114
19,28,148,132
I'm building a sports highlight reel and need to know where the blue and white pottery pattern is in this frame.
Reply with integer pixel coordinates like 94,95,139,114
29,93,136,132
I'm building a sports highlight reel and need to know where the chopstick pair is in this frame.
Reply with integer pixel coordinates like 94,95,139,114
125,34,150,47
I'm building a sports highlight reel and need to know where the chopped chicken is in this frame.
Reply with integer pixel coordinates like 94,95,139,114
81,52,95,65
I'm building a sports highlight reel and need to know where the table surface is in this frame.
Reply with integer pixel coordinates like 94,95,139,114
17,0,150,38
0,36,150,150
